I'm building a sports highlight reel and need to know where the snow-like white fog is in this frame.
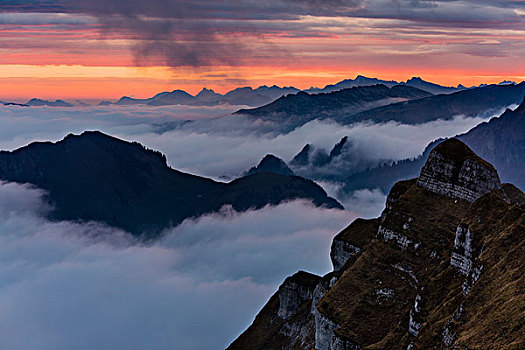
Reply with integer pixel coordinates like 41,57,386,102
0,181,353,349
0,104,502,180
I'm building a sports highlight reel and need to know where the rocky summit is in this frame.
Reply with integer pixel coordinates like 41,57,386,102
229,139,524,350
417,138,501,202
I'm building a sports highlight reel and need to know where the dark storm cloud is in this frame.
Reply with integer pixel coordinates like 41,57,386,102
1,0,522,67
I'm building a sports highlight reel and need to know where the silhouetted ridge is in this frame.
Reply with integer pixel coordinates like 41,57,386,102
246,154,295,176
0,131,342,238
345,82,525,125
236,84,431,119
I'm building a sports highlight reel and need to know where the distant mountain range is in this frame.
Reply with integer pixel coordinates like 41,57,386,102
1,101,28,107
0,131,342,238
236,85,431,128
237,82,525,129
102,85,301,108
305,75,463,95
3,76,517,109
26,98,73,107
104,76,516,108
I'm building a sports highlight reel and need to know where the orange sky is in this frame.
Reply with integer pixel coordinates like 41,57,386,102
0,7,524,101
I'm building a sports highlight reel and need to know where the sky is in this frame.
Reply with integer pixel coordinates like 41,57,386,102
0,0,524,100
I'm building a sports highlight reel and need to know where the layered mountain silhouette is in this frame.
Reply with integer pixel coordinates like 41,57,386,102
107,85,300,107
339,96,525,194
237,83,525,129
236,85,432,129
104,76,459,108
26,98,73,107
12,76,517,109
340,82,525,125
229,139,524,349
0,131,341,238
305,75,462,95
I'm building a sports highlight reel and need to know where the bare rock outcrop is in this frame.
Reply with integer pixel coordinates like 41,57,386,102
417,138,501,202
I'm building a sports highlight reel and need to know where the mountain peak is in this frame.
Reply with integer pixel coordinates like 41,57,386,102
26,98,73,107
417,138,501,202
246,154,295,176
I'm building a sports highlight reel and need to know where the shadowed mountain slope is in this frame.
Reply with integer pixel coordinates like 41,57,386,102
0,131,341,238
457,96,525,190
235,84,432,127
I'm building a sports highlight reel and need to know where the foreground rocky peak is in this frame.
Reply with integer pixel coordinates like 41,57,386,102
417,138,501,202
229,139,524,350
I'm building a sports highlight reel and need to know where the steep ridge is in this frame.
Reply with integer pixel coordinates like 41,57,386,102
0,131,342,238
290,137,357,181
229,139,524,349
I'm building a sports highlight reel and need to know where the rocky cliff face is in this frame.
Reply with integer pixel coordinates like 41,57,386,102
228,139,524,350
417,138,501,202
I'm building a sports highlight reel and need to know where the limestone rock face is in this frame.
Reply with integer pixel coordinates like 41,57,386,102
278,272,320,319
450,224,474,275
417,138,501,202
330,240,360,271
329,218,379,271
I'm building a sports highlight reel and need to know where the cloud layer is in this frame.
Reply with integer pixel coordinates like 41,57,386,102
0,104,498,181
0,181,354,349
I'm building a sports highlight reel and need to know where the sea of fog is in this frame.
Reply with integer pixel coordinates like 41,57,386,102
0,103,504,349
